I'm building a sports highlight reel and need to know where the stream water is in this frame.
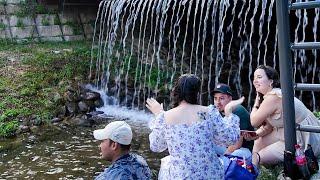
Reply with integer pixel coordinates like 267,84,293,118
0,115,166,179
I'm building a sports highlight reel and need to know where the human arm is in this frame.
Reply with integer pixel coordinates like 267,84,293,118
210,109,240,146
256,121,273,137
210,97,244,146
243,122,273,141
224,97,245,116
146,98,163,116
250,94,279,127
225,136,244,154
148,112,168,152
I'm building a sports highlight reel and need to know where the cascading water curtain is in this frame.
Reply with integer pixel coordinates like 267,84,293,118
90,0,320,111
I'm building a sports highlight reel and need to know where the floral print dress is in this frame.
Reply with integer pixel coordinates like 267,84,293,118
149,105,240,180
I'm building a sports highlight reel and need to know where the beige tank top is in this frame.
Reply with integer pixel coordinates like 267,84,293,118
263,88,311,128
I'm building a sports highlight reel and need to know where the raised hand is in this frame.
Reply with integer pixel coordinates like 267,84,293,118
146,98,164,116
224,96,245,116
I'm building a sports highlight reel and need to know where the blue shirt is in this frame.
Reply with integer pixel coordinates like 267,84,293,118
95,153,151,180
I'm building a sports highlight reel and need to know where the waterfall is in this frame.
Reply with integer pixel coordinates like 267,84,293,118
311,8,319,110
90,0,320,111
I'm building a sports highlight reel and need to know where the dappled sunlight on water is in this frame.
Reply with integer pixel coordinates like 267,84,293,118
0,120,166,179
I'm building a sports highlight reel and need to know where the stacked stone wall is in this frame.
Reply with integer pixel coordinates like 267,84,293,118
0,0,97,41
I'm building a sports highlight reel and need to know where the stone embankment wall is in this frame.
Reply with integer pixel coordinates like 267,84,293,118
0,0,97,41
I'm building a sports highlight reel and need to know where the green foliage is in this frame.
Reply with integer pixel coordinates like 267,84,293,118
0,121,19,137
41,16,50,26
64,21,82,35
0,41,93,137
16,19,25,29
0,22,6,30
0,0,7,6
15,2,29,17
16,1,47,17
257,165,282,180
35,4,47,14
53,15,60,25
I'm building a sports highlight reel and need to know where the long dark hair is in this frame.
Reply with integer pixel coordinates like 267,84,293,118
171,74,201,108
256,65,280,105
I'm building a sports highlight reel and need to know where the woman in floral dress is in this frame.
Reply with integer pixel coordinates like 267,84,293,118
146,74,244,179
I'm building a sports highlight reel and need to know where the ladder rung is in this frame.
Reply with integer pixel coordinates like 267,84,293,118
289,1,320,10
294,83,320,91
296,125,320,133
291,42,320,50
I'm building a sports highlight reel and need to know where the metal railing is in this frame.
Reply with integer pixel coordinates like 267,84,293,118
276,0,320,177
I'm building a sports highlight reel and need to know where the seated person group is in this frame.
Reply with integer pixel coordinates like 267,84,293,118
92,65,320,179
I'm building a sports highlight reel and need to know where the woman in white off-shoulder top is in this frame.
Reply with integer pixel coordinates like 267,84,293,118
146,74,244,180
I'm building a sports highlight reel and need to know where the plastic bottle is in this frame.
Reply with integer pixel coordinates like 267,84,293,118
305,144,319,174
295,144,310,179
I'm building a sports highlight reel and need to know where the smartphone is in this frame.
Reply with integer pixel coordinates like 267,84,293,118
240,130,257,136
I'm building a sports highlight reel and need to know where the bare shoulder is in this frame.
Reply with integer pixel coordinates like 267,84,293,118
198,105,210,112
263,93,281,103
260,93,281,112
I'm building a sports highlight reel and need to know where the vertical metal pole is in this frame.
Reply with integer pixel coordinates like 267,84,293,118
276,0,297,153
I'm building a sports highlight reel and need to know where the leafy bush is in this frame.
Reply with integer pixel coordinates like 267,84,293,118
0,41,94,137
0,121,19,137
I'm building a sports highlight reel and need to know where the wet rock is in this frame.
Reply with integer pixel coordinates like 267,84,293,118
27,135,37,143
88,111,104,116
69,115,93,127
30,118,43,126
66,102,78,115
64,91,78,102
54,82,105,127
51,117,63,123
78,101,90,112
83,91,101,101
55,105,66,118
19,125,30,133
30,126,39,133
66,85,77,93
88,113,113,124
94,99,104,108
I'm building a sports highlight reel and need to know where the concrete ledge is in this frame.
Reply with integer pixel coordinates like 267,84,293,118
85,34,93,40
63,35,84,41
62,25,74,36
6,0,23,4
41,36,63,42
0,28,11,38
0,5,6,15
38,25,62,37
0,1,98,41
16,38,40,43
11,26,37,38
0,15,8,25
83,23,94,35
9,16,34,26
59,13,79,24
5,4,21,14
35,14,58,26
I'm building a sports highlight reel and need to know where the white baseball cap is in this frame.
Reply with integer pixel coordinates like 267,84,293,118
93,121,132,145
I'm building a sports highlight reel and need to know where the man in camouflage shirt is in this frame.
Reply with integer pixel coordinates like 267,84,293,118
94,121,151,180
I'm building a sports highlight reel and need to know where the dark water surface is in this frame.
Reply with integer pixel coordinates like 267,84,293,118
0,120,166,179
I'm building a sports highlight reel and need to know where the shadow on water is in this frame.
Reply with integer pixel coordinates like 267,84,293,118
0,120,167,179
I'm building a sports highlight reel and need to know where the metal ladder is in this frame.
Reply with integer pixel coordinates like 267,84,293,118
276,0,320,176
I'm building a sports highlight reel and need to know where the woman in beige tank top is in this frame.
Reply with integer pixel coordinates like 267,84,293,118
247,65,320,166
